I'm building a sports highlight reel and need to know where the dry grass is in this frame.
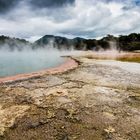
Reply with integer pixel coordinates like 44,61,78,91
117,54,140,63
84,51,140,63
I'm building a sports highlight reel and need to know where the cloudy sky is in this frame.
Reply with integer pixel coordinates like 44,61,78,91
0,0,140,41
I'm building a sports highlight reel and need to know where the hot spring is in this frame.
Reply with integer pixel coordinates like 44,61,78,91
0,49,71,77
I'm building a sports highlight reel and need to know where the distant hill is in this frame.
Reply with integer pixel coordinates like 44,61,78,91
118,33,140,51
0,35,31,51
34,33,140,51
0,33,140,51
34,35,86,50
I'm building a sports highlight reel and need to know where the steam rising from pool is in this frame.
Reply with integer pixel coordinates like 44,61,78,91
0,48,81,77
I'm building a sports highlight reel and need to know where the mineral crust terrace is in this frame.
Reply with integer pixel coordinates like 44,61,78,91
0,53,140,140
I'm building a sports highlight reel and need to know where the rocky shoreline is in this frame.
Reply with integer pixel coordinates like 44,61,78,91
0,53,140,140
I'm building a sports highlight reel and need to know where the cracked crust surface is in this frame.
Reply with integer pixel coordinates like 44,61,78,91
0,54,140,140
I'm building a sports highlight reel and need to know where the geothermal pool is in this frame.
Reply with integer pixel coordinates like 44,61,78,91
0,50,66,77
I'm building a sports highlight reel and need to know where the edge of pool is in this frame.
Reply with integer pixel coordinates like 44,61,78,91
0,57,79,84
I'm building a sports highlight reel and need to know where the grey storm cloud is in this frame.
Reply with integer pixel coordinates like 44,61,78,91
0,0,75,14
0,0,19,13
0,0,140,41
29,0,75,8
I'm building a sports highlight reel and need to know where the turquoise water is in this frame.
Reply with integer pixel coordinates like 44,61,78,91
0,50,65,77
